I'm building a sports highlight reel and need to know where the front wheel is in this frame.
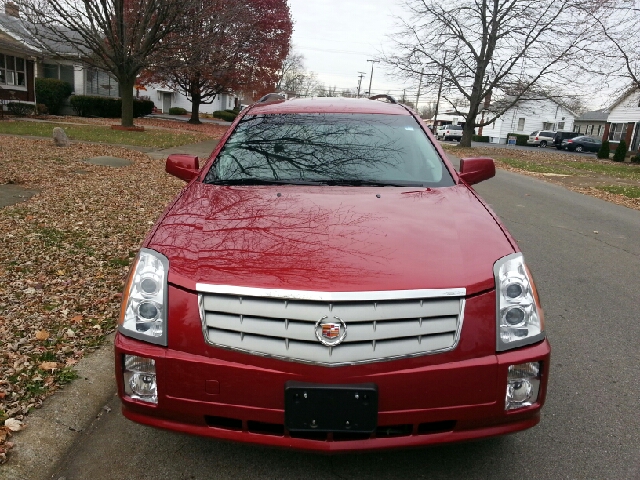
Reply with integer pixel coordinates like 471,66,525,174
575,145,583,152
540,140,547,147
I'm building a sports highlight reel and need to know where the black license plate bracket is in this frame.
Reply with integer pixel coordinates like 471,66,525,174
284,381,378,433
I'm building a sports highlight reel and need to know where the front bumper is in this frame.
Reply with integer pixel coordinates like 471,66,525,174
115,333,550,452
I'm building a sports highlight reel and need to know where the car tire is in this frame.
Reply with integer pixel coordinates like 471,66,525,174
540,141,547,148
575,145,583,152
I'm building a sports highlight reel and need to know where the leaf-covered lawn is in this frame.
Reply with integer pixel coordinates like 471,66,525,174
0,135,221,462
444,144,640,209
0,120,210,148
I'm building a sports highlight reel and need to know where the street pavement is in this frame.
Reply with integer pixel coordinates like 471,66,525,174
441,140,600,156
5,154,640,480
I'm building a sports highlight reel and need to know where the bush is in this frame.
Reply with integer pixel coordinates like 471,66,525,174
7,102,34,117
612,139,627,162
472,135,490,142
169,107,187,115
630,153,640,164
36,104,48,115
212,110,237,122
507,133,529,146
35,78,73,115
597,140,610,159
70,95,154,118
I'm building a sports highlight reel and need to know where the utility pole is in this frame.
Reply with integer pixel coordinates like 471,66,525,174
366,59,379,97
432,51,447,131
401,89,406,103
415,68,424,108
356,72,366,98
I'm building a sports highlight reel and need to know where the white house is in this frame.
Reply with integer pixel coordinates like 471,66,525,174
479,97,576,144
141,84,237,114
604,87,640,153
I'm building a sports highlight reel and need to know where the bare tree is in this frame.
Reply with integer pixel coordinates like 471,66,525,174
16,0,200,127
420,101,437,119
276,50,306,91
584,1,640,92
385,0,598,146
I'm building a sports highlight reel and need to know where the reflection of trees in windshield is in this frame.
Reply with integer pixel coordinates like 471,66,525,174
204,114,453,186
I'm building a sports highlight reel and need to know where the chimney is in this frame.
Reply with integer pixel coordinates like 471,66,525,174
5,2,19,18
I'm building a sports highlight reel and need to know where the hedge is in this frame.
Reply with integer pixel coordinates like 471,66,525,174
612,139,627,162
69,95,154,118
472,135,490,142
169,107,187,115
507,133,529,146
597,140,610,159
7,102,34,117
630,153,640,164
212,110,237,122
35,78,73,115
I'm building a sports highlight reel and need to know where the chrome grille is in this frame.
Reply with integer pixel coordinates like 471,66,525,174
197,285,466,366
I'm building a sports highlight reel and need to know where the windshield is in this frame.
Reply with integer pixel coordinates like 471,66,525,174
203,113,454,187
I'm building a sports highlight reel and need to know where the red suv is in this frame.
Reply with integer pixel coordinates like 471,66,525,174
115,95,550,452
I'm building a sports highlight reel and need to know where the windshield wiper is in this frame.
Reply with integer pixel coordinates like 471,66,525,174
206,178,325,186
321,179,427,187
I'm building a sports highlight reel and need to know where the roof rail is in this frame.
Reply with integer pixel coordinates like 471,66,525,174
369,94,397,104
258,93,286,103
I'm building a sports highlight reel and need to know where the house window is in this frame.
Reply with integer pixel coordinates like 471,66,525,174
0,54,26,87
596,125,602,137
558,122,565,130
85,68,119,97
542,122,553,130
43,63,75,92
517,117,525,131
573,124,579,133
609,123,624,141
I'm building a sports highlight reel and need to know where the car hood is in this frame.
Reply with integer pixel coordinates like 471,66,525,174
147,183,514,295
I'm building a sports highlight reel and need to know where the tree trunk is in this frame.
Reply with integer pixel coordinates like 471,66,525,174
189,92,202,124
460,120,476,148
120,77,136,127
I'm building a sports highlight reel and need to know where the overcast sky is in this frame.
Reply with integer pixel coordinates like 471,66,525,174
287,0,419,101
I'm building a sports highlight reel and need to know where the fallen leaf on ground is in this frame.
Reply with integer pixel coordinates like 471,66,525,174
39,362,58,370
4,419,25,432
35,330,50,341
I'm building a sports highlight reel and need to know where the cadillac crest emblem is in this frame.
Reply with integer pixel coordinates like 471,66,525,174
314,315,347,347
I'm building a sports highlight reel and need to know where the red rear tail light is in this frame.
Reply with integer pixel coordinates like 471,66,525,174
535,136,539,140
567,140,573,143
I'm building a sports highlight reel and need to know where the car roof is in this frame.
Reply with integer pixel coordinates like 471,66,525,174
247,97,411,116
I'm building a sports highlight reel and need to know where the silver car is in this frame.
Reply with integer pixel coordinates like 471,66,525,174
527,130,556,148
438,124,463,141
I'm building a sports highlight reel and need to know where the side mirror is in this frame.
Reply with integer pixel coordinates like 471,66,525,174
166,154,200,182
459,157,495,185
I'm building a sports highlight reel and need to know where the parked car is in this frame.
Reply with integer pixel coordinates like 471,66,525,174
553,131,581,149
527,130,556,147
116,96,550,452
438,124,463,141
435,124,449,138
561,135,602,153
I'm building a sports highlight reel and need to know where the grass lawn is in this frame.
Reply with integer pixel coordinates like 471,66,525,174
497,156,640,181
0,120,209,148
597,185,640,198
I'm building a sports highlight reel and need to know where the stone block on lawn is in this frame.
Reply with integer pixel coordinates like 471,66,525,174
84,156,132,167
52,127,70,147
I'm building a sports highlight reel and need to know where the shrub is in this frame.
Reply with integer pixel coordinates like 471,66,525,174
36,104,48,115
597,140,610,159
133,99,154,118
630,153,640,164
69,96,154,118
507,133,529,146
472,135,490,142
612,139,627,162
7,102,34,117
169,107,187,115
35,78,73,115
212,110,237,122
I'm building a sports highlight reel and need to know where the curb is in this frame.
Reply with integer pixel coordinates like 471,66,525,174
1,334,116,480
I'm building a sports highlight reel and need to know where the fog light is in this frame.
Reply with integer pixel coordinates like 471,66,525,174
123,355,157,404
506,362,541,410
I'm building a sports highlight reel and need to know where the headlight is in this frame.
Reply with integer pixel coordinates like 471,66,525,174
494,253,545,351
119,248,168,346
